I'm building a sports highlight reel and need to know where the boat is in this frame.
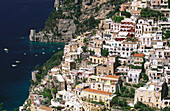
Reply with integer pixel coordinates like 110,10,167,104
35,54,38,56
42,48,44,50
53,50,55,52
24,53,27,55
58,48,60,49
42,52,45,54
15,61,20,63
12,64,17,67
4,48,9,53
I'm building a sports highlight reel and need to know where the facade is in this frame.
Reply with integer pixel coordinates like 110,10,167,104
126,69,141,84
81,88,115,108
134,82,168,109
88,75,121,93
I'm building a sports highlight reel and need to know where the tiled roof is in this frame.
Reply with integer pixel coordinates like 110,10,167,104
105,75,120,79
83,88,113,95
121,3,131,5
134,53,145,57
39,106,53,111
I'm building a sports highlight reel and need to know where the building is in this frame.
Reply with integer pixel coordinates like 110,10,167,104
81,88,115,108
53,74,65,91
126,69,142,84
134,82,168,109
96,61,115,76
88,75,121,93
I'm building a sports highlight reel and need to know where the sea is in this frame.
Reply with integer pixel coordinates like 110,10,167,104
0,0,65,110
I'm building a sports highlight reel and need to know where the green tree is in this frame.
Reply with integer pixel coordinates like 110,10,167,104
34,64,41,71
162,17,168,21
112,15,124,23
101,49,109,57
83,38,87,44
164,30,170,39
81,46,87,52
82,78,87,83
121,11,131,18
52,87,58,94
162,107,170,111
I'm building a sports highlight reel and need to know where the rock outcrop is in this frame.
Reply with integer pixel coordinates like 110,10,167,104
58,19,76,42
30,0,126,42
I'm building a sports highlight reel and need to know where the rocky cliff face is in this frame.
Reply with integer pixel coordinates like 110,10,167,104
58,19,76,42
30,0,126,42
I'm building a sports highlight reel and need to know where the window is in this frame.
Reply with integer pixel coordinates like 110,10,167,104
95,95,97,100
99,96,102,100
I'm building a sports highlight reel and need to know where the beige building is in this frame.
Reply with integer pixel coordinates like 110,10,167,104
134,82,168,109
81,88,115,108
96,61,115,76
88,75,121,93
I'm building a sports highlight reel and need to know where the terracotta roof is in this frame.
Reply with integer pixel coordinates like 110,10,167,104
134,53,145,57
105,75,120,79
83,88,113,95
121,3,131,6
39,106,53,111
111,83,116,85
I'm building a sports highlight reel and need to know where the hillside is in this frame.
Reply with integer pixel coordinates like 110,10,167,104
30,0,127,42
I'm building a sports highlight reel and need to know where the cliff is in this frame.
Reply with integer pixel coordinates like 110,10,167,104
30,0,126,42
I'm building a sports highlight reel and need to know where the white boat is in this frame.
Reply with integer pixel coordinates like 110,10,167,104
42,52,45,54
24,53,26,55
42,48,44,50
58,48,60,49
35,54,38,56
12,64,17,67
4,48,8,51
4,48,9,53
53,50,55,52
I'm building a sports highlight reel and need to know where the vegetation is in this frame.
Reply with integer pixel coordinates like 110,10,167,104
164,30,170,39
89,50,95,55
32,50,63,85
162,107,170,111
111,97,129,109
101,49,109,57
112,15,124,23
162,17,168,21
81,46,87,52
134,101,156,111
130,64,142,69
41,88,52,102
120,86,135,98
132,83,145,88
91,101,104,105
82,78,87,83
107,5,120,18
140,7,163,20
140,73,149,83
52,87,58,94
121,11,131,18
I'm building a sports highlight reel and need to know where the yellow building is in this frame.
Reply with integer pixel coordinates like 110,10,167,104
81,88,115,108
89,56,107,64
134,82,168,109
96,62,115,76
88,75,120,93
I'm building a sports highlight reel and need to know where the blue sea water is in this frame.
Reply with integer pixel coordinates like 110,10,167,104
0,0,65,110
